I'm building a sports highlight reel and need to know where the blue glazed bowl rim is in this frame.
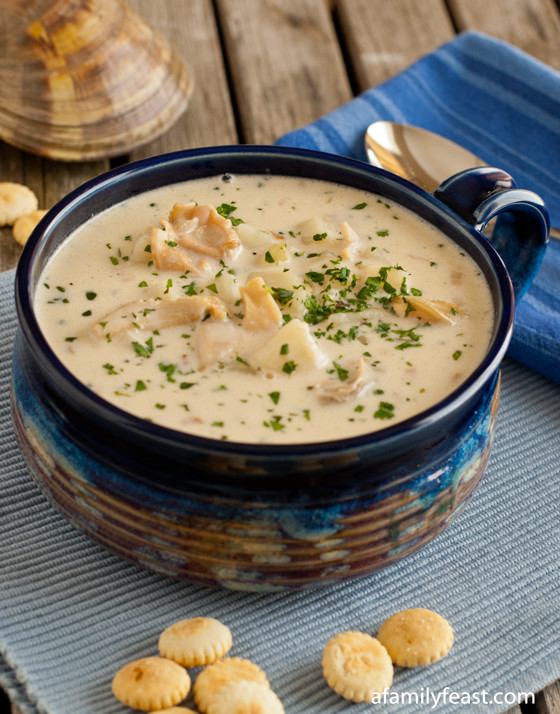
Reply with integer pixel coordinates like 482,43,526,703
15,144,514,458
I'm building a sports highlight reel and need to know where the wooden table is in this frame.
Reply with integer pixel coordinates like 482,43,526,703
1,1,559,712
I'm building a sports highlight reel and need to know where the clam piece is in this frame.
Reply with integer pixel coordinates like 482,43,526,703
316,358,373,404
91,296,227,338
239,276,283,331
150,202,242,274
0,0,193,161
391,296,465,324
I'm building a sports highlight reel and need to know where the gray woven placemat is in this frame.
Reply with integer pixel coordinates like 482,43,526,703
1,268,559,714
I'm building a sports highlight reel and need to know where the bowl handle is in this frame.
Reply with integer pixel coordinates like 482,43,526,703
434,167,550,299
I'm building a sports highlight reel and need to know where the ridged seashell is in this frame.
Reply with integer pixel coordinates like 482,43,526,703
0,0,193,161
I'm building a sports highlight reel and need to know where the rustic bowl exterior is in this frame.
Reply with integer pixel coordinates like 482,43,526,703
11,346,499,591
12,146,546,591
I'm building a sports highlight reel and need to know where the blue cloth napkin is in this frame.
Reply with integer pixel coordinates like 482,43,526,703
275,31,560,384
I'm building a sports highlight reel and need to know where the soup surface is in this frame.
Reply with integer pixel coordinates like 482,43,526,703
35,173,494,444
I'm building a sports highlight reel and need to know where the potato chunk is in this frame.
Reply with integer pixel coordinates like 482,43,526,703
192,321,242,370
340,221,360,260
250,318,328,372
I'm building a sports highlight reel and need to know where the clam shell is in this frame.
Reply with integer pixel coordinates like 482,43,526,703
0,0,193,161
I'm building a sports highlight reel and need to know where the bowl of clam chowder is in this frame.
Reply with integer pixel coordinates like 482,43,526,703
11,146,549,590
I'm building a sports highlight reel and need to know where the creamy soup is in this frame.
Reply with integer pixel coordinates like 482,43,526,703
35,173,494,444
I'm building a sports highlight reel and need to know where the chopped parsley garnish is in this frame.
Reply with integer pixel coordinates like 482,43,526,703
395,341,421,351
306,270,325,285
327,326,359,343
303,295,338,324
326,266,352,285
132,337,154,358
158,362,177,382
271,287,294,305
216,202,244,226
392,327,421,343
264,415,285,431
332,361,349,381
183,281,198,296
374,401,395,419
301,265,405,326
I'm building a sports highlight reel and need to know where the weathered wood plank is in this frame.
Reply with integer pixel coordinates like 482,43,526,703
216,0,353,144
448,0,560,69
336,0,455,91
0,224,17,269
0,143,108,272
0,144,33,271
537,680,560,713
126,0,237,159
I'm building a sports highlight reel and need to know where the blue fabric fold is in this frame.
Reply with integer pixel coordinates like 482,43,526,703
275,31,560,383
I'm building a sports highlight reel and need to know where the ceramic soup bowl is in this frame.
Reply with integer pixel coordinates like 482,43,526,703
11,146,549,591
